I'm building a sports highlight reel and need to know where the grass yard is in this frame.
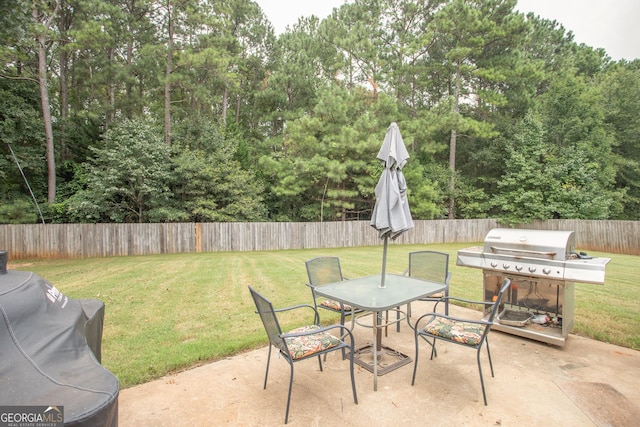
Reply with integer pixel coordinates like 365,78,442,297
9,243,639,388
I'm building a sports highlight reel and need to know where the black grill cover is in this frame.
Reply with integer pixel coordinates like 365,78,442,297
0,261,119,426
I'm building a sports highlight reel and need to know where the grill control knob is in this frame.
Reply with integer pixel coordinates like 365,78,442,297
491,262,498,268
503,264,510,270
543,267,551,275
528,266,536,273
515,265,523,271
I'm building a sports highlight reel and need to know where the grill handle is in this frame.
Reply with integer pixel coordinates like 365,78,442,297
489,246,557,258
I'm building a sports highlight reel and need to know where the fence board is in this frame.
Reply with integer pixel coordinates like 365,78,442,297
1,219,637,260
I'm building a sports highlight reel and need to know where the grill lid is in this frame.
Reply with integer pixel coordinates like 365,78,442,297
483,228,574,261
457,228,610,284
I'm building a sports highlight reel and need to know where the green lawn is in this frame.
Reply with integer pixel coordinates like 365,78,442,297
10,243,639,388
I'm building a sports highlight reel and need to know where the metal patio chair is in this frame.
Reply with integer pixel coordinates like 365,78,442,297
305,256,364,327
405,250,452,315
411,278,511,406
248,286,358,424
389,250,452,333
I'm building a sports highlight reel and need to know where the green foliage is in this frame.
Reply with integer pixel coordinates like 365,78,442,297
66,118,177,223
0,197,38,223
171,119,267,221
599,60,640,219
402,162,442,219
260,87,412,221
0,79,46,204
494,104,623,224
1,0,639,222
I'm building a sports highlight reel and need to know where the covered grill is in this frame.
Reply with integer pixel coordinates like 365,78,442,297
457,228,611,345
0,251,119,426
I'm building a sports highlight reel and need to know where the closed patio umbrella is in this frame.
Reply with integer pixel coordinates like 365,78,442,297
370,122,414,288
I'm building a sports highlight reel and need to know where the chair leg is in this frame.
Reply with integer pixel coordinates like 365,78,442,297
263,345,272,389
429,337,437,360
411,333,420,386
476,349,488,406
348,347,358,404
340,313,347,360
317,354,323,371
284,363,294,424
318,310,344,362
444,289,450,316
485,338,495,377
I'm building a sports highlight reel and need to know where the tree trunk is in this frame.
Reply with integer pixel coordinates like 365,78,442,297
58,0,70,160
108,47,116,126
222,84,228,125
164,0,174,145
448,63,462,219
448,128,457,219
59,46,68,159
33,8,57,204
126,38,134,118
235,92,241,124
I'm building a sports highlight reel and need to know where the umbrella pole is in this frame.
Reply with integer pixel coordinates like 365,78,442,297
380,235,388,288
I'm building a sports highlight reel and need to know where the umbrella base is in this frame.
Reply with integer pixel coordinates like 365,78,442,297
353,344,411,375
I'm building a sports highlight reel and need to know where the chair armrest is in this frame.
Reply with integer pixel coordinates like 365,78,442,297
273,303,317,313
256,303,320,323
433,296,492,311
402,268,409,276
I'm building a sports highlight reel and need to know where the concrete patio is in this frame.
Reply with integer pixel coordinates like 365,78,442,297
118,302,640,426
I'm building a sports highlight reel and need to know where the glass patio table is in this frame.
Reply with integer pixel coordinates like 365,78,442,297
314,273,445,390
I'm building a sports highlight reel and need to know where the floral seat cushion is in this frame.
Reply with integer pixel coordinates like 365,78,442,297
321,299,356,312
284,325,342,360
423,317,486,346
421,291,444,299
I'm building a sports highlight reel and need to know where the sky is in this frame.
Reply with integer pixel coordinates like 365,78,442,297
255,0,639,61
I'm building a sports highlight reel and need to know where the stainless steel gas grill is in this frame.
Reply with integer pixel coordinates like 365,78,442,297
456,228,611,345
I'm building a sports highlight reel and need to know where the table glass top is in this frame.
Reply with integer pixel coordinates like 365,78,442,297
314,274,445,311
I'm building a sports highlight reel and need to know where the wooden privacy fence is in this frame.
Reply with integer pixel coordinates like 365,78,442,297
1,219,638,260
513,219,640,255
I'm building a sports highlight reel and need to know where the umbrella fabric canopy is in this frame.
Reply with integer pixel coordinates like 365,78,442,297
370,122,414,287
371,122,414,240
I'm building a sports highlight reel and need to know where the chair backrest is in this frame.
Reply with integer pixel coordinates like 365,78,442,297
486,279,511,323
248,286,288,354
408,251,450,284
305,257,343,287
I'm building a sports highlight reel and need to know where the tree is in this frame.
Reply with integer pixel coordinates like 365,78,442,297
427,0,525,219
33,0,60,203
493,112,555,223
599,60,640,219
171,118,267,221
259,86,440,221
260,15,337,125
1,0,639,223
495,73,624,223
67,118,176,222
0,79,47,191
0,79,48,223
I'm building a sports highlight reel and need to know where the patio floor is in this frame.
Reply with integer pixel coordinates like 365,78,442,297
118,302,640,426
